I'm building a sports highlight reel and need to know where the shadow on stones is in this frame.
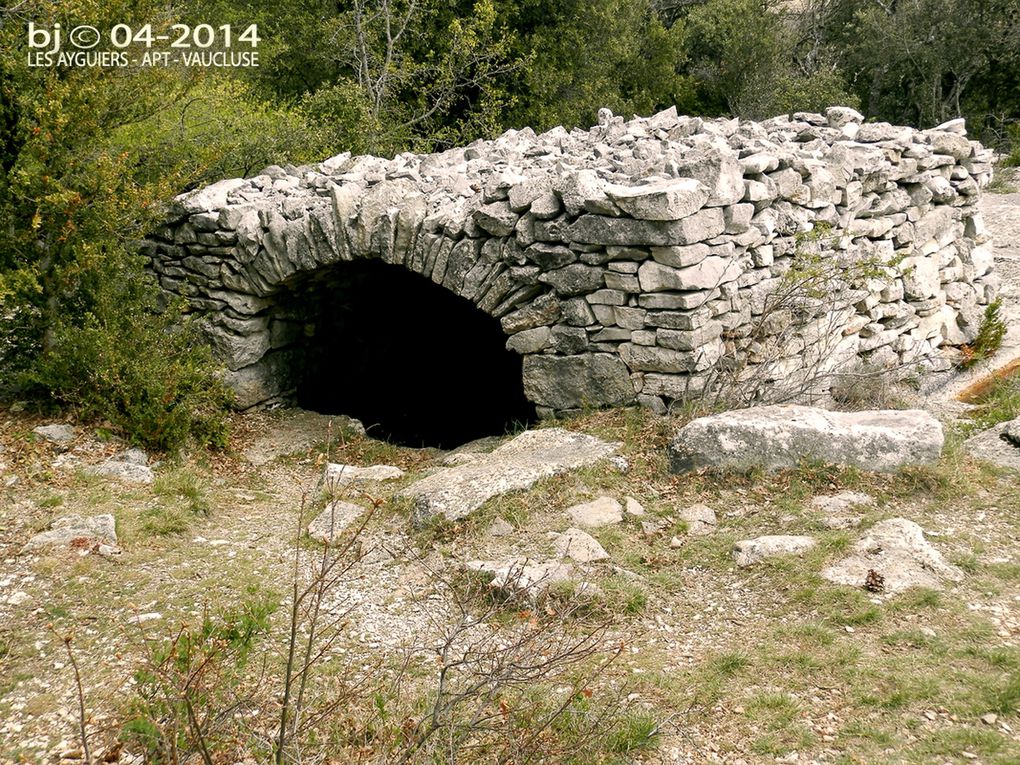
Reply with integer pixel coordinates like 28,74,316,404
280,260,536,449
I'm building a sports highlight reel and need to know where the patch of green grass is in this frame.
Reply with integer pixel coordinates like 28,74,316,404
142,466,212,536
599,575,648,615
38,493,64,508
968,375,1020,430
790,579,883,627
602,708,659,753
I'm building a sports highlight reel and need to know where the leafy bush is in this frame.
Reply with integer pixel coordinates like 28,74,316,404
960,299,1008,370
27,249,232,452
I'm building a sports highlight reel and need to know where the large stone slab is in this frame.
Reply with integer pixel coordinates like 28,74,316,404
522,353,634,410
24,514,117,551
669,404,944,473
822,518,963,593
401,428,619,523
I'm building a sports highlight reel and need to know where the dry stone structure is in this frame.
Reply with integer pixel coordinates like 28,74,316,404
144,106,997,415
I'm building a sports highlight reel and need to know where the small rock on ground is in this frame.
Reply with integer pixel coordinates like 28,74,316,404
822,518,964,593
307,501,368,545
566,496,624,528
679,503,717,535
32,423,75,445
810,491,875,529
87,460,154,484
402,428,619,523
24,514,117,551
624,496,645,516
464,558,573,595
734,535,817,568
549,528,609,562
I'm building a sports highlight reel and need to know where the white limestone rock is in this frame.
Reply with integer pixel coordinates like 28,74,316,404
402,428,619,523
550,527,610,562
669,404,944,473
24,514,117,551
604,178,709,221
733,535,816,567
307,501,368,545
679,503,717,535
324,463,405,486
566,496,624,528
822,518,963,593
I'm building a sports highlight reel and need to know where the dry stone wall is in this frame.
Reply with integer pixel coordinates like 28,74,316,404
143,106,997,414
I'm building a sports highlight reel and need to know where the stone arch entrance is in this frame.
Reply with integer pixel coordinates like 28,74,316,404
269,258,536,447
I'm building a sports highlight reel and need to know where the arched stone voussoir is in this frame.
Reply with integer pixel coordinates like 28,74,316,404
147,106,997,414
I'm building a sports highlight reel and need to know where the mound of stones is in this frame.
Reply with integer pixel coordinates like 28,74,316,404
669,404,943,473
145,106,996,414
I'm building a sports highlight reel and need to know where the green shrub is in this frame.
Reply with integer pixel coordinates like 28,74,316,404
28,249,232,453
961,299,1008,369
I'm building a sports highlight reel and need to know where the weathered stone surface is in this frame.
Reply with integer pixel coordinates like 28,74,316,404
810,491,875,528
733,535,816,567
464,558,573,595
33,424,75,445
638,257,740,292
402,428,619,522
550,527,610,562
522,354,634,409
669,405,944,473
307,501,367,545
679,503,717,535
604,178,709,221
148,108,996,418
24,514,117,551
566,497,624,528
324,463,405,486
822,518,963,593
87,460,155,484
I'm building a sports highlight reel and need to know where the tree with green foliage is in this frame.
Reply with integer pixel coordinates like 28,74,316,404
0,0,333,450
681,0,857,118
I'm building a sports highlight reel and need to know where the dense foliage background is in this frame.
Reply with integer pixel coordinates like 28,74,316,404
1,0,1018,450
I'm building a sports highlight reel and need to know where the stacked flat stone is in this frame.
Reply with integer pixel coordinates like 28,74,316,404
142,105,997,414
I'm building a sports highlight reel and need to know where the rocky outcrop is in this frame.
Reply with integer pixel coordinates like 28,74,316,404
669,404,944,473
144,107,996,414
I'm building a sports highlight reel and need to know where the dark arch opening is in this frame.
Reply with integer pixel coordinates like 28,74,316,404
279,259,537,449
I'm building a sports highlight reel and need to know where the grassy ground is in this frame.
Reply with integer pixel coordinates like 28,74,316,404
1,405,1018,763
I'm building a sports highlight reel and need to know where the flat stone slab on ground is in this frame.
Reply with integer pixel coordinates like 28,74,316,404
964,421,1020,472
566,496,624,528
464,558,574,595
822,517,963,593
324,463,405,486
810,491,875,529
32,424,75,445
401,428,619,522
733,535,817,567
24,514,117,551
549,528,610,562
87,460,154,484
670,404,944,473
307,501,368,545
243,409,365,466
679,503,717,535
